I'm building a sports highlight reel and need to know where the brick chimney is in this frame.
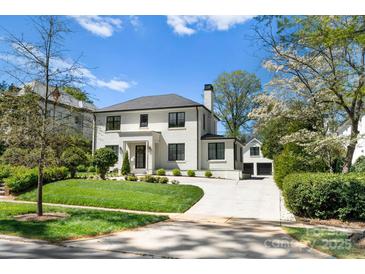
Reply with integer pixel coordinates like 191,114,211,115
204,84,214,111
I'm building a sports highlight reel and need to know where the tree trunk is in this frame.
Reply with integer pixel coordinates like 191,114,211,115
37,162,44,216
342,119,360,173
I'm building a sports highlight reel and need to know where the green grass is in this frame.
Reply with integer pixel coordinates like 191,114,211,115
0,202,167,242
17,179,204,213
284,226,365,259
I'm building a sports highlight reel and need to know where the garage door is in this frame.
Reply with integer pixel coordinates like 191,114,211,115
243,163,254,175
257,163,272,175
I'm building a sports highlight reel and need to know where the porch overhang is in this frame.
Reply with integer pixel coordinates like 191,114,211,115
118,131,161,143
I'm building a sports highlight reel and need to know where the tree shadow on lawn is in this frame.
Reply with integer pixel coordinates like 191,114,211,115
0,210,167,242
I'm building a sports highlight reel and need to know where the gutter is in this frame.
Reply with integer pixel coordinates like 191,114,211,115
92,114,96,155
196,106,199,170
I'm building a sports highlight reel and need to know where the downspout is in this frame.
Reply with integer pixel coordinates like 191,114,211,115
196,106,199,170
92,113,96,155
233,140,236,170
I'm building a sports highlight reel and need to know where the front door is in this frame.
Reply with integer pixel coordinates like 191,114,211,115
135,145,146,169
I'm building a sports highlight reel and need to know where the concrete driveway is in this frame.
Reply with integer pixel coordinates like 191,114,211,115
1,177,326,259
175,176,294,221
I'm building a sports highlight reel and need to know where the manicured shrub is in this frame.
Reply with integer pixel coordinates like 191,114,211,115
282,173,365,221
4,166,69,194
121,151,131,175
273,146,328,190
126,174,138,181
88,166,96,172
172,168,181,176
156,168,166,176
187,170,195,177
92,148,118,180
61,147,87,178
205,170,213,178
141,174,157,183
157,176,169,184
351,156,365,172
43,166,69,182
76,164,87,172
0,165,11,181
4,167,38,194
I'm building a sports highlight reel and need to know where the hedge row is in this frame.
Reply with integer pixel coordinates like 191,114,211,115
282,173,365,221
1,165,69,194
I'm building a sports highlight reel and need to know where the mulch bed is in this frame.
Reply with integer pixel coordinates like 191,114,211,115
14,213,70,222
297,217,365,229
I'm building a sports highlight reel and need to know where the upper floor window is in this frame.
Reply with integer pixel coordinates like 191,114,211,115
203,114,206,130
105,145,119,159
140,114,148,127
106,116,121,131
208,142,225,160
240,147,243,162
250,147,260,156
168,143,185,161
169,112,185,128
234,144,238,161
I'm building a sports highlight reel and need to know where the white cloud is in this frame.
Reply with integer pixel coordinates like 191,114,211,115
71,16,122,38
129,16,141,29
0,51,134,93
166,16,253,36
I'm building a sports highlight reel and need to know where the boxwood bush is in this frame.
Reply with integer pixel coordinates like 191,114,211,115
187,170,195,177
172,168,181,176
282,173,365,221
156,168,166,176
4,166,69,194
4,167,38,194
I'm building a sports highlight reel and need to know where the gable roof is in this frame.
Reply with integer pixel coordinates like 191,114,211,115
244,138,262,148
95,94,203,112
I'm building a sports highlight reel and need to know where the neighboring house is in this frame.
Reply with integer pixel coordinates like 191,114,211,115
242,138,273,176
19,81,96,139
337,115,365,164
93,84,245,179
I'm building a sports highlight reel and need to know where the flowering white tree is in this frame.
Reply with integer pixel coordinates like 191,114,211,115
255,16,365,172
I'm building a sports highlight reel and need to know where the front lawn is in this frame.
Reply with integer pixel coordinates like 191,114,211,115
284,226,365,259
17,179,204,213
0,202,167,242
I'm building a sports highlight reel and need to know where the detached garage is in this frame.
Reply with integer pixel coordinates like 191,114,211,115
257,163,272,175
242,138,273,177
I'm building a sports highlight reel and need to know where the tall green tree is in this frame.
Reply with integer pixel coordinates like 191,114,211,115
213,70,261,139
255,16,365,172
0,16,84,216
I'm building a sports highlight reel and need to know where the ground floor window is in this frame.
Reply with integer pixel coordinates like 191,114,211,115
208,142,225,160
105,145,119,158
168,143,185,161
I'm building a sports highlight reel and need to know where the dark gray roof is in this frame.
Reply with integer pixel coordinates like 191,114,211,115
95,94,203,112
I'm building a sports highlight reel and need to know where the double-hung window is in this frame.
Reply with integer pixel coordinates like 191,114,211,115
250,147,260,156
168,112,185,128
140,114,148,127
168,144,185,161
208,143,225,160
106,116,121,131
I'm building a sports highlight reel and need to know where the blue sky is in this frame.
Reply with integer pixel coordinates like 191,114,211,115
0,16,271,118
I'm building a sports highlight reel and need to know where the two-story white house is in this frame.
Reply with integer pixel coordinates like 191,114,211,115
92,84,245,179
337,115,365,164
19,81,96,139
242,138,273,176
